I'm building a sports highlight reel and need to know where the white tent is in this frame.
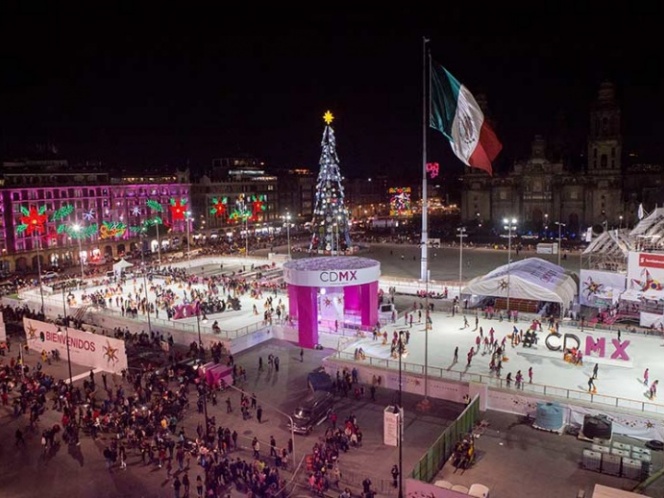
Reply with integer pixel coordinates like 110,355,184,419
112,258,134,276
462,257,577,306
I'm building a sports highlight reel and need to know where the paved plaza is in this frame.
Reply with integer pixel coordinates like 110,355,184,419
2,244,664,497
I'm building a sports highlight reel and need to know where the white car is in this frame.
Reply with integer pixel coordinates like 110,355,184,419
42,271,59,280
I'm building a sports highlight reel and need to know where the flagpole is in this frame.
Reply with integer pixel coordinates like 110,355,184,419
421,36,431,407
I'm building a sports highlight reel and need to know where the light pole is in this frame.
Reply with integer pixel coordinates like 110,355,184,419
34,233,45,314
225,383,296,467
195,307,209,429
398,329,404,498
58,283,74,386
503,217,518,316
555,221,566,267
619,215,623,230
72,224,85,279
457,227,466,287
285,213,292,259
185,211,192,267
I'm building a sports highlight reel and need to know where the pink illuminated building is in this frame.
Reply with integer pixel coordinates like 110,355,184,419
0,159,190,273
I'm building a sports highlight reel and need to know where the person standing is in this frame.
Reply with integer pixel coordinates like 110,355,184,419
515,370,524,389
196,475,204,498
453,346,459,363
528,367,533,384
643,368,650,386
182,473,190,496
592,363,599,380
256,405,263,423
15,428,25,446
588,375,596,394
299,348,304,362
172,475,181,498
391,464,400,488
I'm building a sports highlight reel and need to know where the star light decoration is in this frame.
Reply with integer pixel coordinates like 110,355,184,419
583,277,604,298
26,322,38,341
131,206,142,217
169,198,188,221
16,205,48,235
103,341,120,365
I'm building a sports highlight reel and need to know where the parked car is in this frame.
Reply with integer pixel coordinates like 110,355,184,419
289,390,334,435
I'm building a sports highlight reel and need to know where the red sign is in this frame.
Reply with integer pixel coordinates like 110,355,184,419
639,253,664,269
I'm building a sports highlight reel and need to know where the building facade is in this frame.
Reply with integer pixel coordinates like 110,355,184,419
460,82,657,236
0,159,190,273
189,156,278,241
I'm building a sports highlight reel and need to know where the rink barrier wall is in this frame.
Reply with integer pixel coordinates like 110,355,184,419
324,351,664,440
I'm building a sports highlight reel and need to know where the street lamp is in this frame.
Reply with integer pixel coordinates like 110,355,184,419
72,224,85,280
619,215,623,230
57,287,73,386
457,227,467,287
398,329,404,498
34,233,45,314
554,221,566,267
285,213,292,259
195,306,209,429
503,217,518,316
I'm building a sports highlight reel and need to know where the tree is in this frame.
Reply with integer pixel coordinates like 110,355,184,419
309,110,351,254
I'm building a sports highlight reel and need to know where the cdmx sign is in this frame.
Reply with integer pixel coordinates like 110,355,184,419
545,332,630,361
319,270,358,283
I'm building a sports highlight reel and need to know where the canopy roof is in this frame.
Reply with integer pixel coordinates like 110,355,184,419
584,207,664,257
112,258,134,274
462,257,577,305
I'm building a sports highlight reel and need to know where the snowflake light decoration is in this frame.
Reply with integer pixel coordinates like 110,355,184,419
131,206,141,217
83,208,96,221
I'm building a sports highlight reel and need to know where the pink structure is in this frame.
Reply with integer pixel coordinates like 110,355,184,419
283,256,381,348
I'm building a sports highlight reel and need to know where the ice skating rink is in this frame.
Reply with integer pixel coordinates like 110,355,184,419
336,310,664,409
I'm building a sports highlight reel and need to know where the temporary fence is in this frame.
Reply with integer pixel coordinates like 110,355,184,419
410,394,480,483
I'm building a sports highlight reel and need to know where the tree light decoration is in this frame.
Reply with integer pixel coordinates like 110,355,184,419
57,223,99,239
146,199,164,212
169,197,187,221
308,110,351,253
51,204,75,222
16,205,48,235
210,197,228,218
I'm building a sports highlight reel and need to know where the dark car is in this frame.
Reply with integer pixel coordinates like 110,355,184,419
289,390,334,435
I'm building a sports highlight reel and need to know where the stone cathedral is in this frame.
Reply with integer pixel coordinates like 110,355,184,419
460,82,663,236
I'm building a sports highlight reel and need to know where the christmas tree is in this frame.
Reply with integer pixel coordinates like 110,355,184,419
309,111,351,254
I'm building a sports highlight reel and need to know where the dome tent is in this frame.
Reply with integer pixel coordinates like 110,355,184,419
461,257,576,307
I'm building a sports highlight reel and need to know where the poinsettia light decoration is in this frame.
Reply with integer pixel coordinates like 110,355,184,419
169,198,187,221
210,197,228,218
16,205,48,235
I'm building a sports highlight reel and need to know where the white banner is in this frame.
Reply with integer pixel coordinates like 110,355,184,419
628,252,664,291
24,318,128,374
580,269,626,307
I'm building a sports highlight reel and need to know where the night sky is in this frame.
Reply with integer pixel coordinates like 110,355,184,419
1,4,662,178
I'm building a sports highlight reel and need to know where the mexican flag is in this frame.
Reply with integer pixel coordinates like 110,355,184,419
430,62,502,175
